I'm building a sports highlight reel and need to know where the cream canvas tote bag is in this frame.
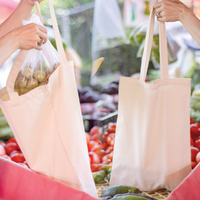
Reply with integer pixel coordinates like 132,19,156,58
0,0,97,198
110,7,191,191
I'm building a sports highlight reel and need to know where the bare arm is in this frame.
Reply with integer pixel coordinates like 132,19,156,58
0,23,47,67
154,0,200,46
0,0,42,38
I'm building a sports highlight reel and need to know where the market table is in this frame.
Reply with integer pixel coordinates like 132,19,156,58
0,157,98,200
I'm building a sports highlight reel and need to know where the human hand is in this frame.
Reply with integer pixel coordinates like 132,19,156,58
11,23,47,50
26,0,43,6
154,0,189,22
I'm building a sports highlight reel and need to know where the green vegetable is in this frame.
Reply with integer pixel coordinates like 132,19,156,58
190,97,200,110
92,171,106,184
112,193,156,200
111,196,151,200
0,116,8,127
101,185,140,197
0,126,12,138
107,173,111,182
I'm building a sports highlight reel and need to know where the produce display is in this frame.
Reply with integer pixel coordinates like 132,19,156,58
100,185,157,200
85,123,116,184
190,117,200,169
14,62,60,96
0,137,28,168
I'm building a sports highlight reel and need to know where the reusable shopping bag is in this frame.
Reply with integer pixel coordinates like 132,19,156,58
110,7,191,191
0,0,97,198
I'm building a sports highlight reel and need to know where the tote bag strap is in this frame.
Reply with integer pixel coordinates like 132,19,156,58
35,1,68,65
140,7,169,82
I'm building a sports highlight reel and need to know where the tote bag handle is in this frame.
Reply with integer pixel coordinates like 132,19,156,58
140,7,169,82
35,0,68,65
6,0,69,96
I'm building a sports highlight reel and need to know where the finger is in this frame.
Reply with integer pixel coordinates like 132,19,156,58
154,1,162,9
156,17,166,22
155,7,163,14
36,32,47,43
35,44,42,51
37,25,47,34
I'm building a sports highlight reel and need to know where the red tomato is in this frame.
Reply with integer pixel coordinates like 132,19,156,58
91,146,106,160
109,151,114,157
90,126,100,136
0,140,5,148
197,123,200,129
190,118,195,124
95,164,105,172
1,155,11,160
191,138,194,146
196,152,200,163
89,152,100,164
5,142,20,155
107,133,115,146
102,143,109,150
91,133,101,141
102,159,112,164
191,146,200,161
23,161,30,168
90,163,98,172
190,124,199,136
85,132,91,145
10,152,25,163
0,144,6,156
191,161,198,169
194,139,200,150
192,135,200,142
96,140,102,146
6,138,20,149
106,146,114,154
9,150,21,156
89,156,91,164
87,141,99,152
102,131,109,142
19,163,29,168
102,154,113,162
108,123,116,133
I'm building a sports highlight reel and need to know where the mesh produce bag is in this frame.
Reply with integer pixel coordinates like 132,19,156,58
14,14,60,96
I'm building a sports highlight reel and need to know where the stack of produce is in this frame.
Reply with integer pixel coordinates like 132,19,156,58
0,137,28,168
190,117,200,169
85,123,116,184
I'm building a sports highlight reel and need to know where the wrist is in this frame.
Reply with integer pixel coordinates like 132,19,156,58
7,30,20,50
179,5,193,23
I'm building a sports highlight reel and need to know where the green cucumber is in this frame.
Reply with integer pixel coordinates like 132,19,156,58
101,185,140,197
112,193,156,200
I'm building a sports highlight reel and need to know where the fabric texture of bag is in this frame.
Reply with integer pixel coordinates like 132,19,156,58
110,7,191,191
0,0,97,198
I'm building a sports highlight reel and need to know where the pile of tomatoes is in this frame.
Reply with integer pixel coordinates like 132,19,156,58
0,138,28,168
190,117,200,169
85,123,116,172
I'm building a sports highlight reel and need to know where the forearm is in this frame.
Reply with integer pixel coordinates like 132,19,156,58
0,33,18,67
180,7,200,46
0,0,33,38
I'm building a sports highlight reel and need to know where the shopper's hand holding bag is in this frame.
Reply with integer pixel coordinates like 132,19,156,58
110,7,191,191
0,0,97,198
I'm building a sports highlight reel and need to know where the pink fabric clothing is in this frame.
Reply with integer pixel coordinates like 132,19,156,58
0,157,98,200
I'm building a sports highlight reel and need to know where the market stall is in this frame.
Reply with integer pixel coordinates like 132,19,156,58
1,0,200,199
